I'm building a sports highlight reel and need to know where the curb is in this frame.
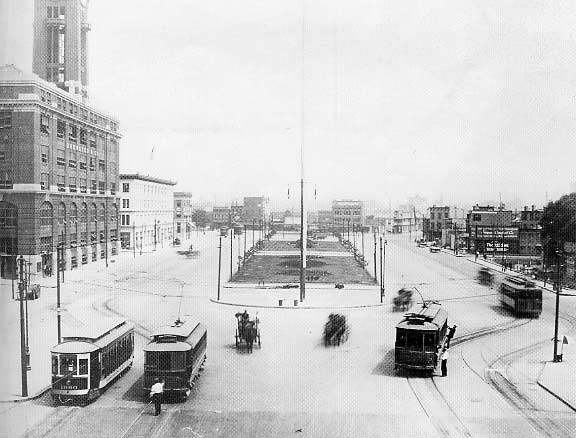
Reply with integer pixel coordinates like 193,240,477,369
0,385,51,404
209,298,388,310
537,381,576,412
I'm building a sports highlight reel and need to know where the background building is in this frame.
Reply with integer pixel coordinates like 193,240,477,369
0,65,120,277
466,205,518,254
119,174,176,250
33,0,91,99
173,191,193,242
211,206,230,229
242,196,267,228
332,200,364,230
516,205,543,256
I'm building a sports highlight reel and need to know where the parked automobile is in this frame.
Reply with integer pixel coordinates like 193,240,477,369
429,246,441,253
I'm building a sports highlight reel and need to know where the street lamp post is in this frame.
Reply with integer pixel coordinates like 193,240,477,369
18,256,28,397
217,235,222,301
553,250,563,362
230,228,234,280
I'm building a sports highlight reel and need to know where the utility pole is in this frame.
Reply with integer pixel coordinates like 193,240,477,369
361,227,364,257
154,219,157,251
379,237,384,302
352,224,356,253
217,235,222,301
18,256,28,397
347,219,350,241
105,202,108,268
230,228,234,280
243,224,247,266
133,223,136,258
553,250,562,362
56,246,62,344
300,177,306,302
373,234,377,282
252,219,255,249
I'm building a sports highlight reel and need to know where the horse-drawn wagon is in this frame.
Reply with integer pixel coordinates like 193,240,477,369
235,311,261,353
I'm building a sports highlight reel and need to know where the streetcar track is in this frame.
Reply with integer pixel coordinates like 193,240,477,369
22,406,82,438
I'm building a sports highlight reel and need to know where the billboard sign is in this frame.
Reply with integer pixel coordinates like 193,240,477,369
473,227,518,239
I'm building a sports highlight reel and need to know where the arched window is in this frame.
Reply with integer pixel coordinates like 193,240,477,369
58,202,66,225
90,203,97,223
81,202,88,223
40,202,53,226
70,203,78,224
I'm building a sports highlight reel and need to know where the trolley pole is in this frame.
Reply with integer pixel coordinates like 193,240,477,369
553,250,562,362
217,235,222,301
56,246,62,344
18,256,28,397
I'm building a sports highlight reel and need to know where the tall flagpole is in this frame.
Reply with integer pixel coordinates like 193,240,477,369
299,0,306,302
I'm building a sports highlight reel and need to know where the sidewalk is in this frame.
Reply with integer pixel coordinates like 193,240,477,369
538,358,576,411
213,285,385,309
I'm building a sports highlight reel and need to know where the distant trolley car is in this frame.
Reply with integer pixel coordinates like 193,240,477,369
478,267,494,286
499,276,542,318
51,318,134,405
143,319,207,399
395,302,448,373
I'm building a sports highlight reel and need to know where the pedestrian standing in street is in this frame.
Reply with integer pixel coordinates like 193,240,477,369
475,251,479,262
441,348,449,377
150,378,165,416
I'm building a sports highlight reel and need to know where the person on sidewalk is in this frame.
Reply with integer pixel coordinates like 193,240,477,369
149,378,165,416
441,348,449,377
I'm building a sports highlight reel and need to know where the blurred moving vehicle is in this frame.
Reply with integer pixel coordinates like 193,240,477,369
478,267,494,286
393,288,414,312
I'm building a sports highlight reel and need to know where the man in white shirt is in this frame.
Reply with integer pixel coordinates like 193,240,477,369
441,348,449,377
150,378,165,416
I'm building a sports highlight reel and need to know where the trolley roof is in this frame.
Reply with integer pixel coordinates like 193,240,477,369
52,317,134,352
502,276,538,289
151,319,200,341
143,341,192,352
396,303,448,331
51,341,99,354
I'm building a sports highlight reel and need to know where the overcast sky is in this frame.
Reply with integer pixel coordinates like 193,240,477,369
1,0,575,210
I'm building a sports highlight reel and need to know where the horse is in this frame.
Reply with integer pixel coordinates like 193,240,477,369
243,321,257,353
324,313,348,346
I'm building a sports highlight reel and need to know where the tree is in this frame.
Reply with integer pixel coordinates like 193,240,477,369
191,209,209,228
540,192,576,265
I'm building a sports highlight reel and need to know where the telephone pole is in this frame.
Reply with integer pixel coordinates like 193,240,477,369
229,228,234,280
553,250,563,362
379,237,384,303
217,235,222,301
56,246,62,344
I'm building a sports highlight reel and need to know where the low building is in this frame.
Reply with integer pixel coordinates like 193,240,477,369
427,206,451,241
119,174,176,250
466,205,518,254
174,192,193,242
392,210,414,234
516,205,542,256
211,206,230,229
332,200,364,229
242,196,267,227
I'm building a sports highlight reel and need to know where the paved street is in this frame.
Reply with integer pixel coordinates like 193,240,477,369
1,232,575,437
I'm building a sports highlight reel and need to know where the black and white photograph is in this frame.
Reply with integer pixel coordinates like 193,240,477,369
1,1,575,437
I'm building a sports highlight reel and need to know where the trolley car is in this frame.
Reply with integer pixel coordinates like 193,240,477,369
499,276,542,317
143,319,207,399
394,302,448,372
51,317,134,405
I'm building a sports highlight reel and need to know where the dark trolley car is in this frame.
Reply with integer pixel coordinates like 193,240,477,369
478,267,494,286
51,318,134,405
499,276,542,317
143,319,207,399
395,302,448,373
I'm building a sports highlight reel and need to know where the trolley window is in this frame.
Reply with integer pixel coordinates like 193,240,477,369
406,331,423,349
52,355,58,374
158,352,171,370
423,332,436,348
172,352,185,369
395,330,407,347
79,358,88,375
60,354,77,375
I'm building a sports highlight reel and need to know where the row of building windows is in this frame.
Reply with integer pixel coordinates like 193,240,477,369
45,148,111,173
42,115,118,151
334,209,361,216
39,173,116,194
39,201,118,226
38,91,119,132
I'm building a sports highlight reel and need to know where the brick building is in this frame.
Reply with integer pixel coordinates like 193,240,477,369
173,191,193,242
466,205,518,254
242,196,267,228
332,200,364,229
0,65,121,277
516,205,543,256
